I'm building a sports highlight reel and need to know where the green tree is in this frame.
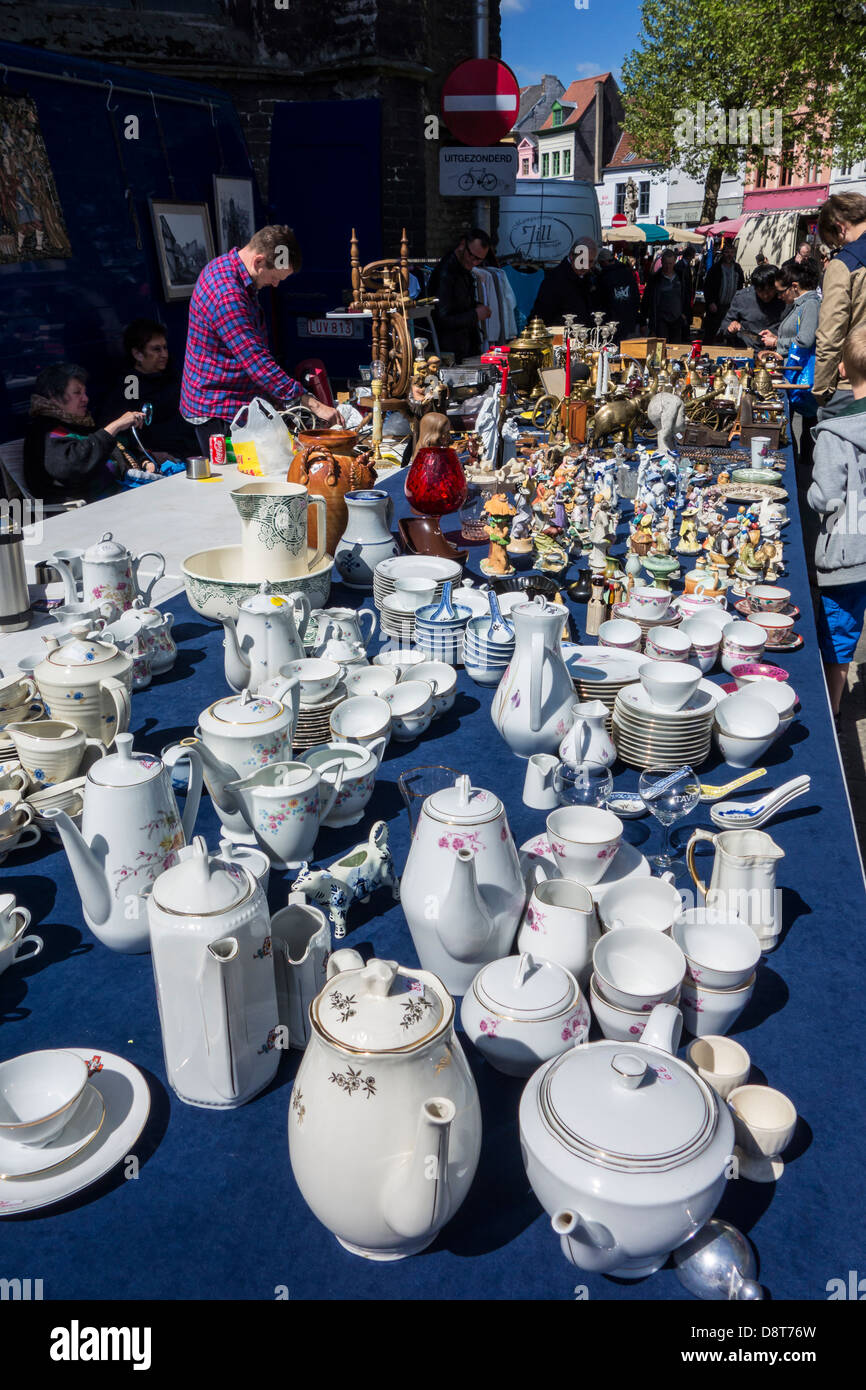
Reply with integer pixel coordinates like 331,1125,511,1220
621,0,866,223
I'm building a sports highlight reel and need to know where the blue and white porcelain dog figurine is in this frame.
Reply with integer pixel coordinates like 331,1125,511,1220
290,820,400,938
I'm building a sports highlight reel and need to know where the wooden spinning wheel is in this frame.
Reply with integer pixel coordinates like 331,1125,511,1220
349,228,415,399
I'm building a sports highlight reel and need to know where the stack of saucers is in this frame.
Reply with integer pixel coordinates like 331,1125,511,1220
612,677,722,770
380,598,418,645
292,683,349,751
414,583,472,667
562,645,646,717
373,556,462,613
612,602,682,648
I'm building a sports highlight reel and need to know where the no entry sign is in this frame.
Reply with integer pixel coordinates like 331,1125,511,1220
612,213,628,226
441,59,521,146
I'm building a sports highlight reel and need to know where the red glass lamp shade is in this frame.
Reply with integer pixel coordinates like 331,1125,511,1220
404,446,468,517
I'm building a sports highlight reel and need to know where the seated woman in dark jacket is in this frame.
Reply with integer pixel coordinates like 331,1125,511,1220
24,363,151,503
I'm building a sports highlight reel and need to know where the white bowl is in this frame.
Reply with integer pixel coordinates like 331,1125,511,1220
373,648,426,677
385,681,434,741
546,806,623,887
686,1036,751,1099
346,667,397,700
639,660,701,711
740,679,796,717
721,621,767,673
282,658,343,704
680,973,756,1037
592,924,686,1011
713,724,779,769
0,1050,90,1148
408,662,457,715
646,626,692,661
598,618,642,650
672,911,763,989
598,876,684,935
714,692,780,739
679,617,723,650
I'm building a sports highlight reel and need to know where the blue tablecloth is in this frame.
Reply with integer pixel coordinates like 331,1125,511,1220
1,445,863,1302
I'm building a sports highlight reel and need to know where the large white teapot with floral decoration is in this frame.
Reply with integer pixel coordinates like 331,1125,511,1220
289,951,481,1260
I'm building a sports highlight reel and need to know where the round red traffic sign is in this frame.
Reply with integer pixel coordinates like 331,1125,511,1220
441,58,521,147
611,213,628,226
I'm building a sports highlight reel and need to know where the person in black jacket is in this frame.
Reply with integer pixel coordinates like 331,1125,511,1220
720,263,784,348
702,241,745,342
595,247,640,339
428,229,492,361
528,237,601,327
640,249,691,341
24,363,150,503
98,319,198,460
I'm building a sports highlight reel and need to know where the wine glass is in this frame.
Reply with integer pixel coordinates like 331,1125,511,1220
638,764,701,874
398,765,461,837
554,761,614,808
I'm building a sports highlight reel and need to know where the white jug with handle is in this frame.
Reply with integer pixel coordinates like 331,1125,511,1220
558,699,616,768
686,828,785,949
491,597,575,759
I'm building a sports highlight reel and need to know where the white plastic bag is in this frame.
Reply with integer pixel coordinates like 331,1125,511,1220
230,398,295,476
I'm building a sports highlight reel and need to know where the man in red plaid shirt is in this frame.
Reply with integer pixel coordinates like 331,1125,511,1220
180,224,339,453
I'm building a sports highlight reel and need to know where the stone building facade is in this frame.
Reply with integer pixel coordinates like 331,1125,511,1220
0,0,501,258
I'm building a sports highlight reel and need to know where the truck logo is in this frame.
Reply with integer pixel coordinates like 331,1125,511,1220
507,216,575,261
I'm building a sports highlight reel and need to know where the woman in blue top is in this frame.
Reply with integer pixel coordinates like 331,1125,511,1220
760,258,822,472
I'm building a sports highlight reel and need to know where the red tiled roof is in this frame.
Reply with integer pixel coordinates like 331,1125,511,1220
538,73,611,131
604,130,661,170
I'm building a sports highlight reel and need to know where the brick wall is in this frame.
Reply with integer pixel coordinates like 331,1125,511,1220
1,0,502,262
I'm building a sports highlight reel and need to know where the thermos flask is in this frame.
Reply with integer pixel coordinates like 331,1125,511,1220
0,525,31,632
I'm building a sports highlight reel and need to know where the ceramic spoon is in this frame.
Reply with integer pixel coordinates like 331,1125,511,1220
698,768,767,802
710,775,811,830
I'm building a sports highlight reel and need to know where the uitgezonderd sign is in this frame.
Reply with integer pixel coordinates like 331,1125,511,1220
439,147,518,198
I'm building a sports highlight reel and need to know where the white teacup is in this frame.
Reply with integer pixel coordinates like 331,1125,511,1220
747,584,790,613
390,578,437,613
282,658,343,705
589,972,653,1041
385,680,435,742
0,674,38,718
678,617,722,674
639,660,701,710
680,972,756,1037
672,910,763,989
598,875,683,935
686,1036,751,1099
0,769,29,816
345,667,397,700
714,692,779,740
0,894,31,948
546,806,623,886
645,626,692,662
329,695,391,749
0,924,43,978
630,587,672,621
373,648,426,679
0,1050,89,1148
721,621,766,674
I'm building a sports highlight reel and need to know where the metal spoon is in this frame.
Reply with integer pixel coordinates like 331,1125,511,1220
710,775,811,830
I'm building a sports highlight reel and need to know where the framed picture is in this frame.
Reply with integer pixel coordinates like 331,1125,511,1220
149,200,215,301
213,176,255,255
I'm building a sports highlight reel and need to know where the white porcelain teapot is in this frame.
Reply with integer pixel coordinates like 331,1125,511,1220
491,598,575,758
181,687,300,843
519,1004,735,1279
48,734,202,953
148,837,280,1107
222,584,310,694
33,629,133,746
289,952,481,1260
400,774,526,995
52,531,166,621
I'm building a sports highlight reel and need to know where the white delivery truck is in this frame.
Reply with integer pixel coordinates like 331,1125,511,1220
497,179,602,265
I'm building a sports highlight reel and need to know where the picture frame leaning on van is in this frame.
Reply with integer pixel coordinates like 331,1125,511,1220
149,200,215,301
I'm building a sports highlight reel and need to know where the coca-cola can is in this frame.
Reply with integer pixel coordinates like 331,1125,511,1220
209,433,227,467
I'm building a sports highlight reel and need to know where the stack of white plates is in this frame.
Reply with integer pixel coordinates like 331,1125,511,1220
380,599,418,643
373,556,463,612
612,680,723,769
562,645,646,715
293,683,348,751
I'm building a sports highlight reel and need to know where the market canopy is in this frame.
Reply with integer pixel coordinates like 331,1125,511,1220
664,225,706,245
636,222,670,243
602,224,649,242
695,215,746,238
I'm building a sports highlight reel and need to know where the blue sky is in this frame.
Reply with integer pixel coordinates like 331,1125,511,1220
500,0,645,87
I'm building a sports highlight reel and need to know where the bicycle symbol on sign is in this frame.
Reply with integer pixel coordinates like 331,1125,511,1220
457,168,499,192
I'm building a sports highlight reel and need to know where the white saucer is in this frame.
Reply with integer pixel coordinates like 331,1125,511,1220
0,1085,105,1178
616,680,723,721
0,1048,150,1215
563,645,646,685
519,835,651,905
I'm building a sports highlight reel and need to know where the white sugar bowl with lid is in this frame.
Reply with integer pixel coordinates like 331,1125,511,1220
289,952,482,1261
148,837,279,1108
34,629,133,746
519,1003,735,1279
185,688,299,843
461,952,590,1076
400,774,526,995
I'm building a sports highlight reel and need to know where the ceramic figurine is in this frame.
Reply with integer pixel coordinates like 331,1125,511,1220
677,509,700,554
291,820,400,938
732,525,770,590
480,494,517,577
